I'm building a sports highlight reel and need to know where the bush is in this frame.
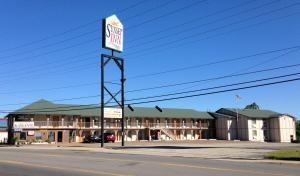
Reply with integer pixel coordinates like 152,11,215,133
12,137,19,144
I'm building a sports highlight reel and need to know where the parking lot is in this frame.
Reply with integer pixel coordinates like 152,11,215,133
16,140,300,160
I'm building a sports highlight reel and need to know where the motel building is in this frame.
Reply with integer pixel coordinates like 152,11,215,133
6,99,215,144
6,99,296,144
210,108,297,142
0,118,8,143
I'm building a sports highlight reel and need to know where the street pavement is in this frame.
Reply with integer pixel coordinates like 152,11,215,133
0,142,300,176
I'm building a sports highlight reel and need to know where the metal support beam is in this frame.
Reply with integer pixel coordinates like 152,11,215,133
100,51,125,148
101,55,105,148
121,59,125,147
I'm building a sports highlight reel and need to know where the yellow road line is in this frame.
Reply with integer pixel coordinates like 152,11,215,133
0,151,296,176
0,160,134,176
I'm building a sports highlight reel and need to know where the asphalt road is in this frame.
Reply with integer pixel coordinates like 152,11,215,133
0,147,299,176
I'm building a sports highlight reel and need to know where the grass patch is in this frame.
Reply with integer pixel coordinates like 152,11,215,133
265,149,300,161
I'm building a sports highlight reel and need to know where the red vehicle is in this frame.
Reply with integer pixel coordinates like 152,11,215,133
99,133,116,143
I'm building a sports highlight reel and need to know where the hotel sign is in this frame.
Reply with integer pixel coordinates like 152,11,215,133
104,108,122,119
102,14,124,52
14,122,34,129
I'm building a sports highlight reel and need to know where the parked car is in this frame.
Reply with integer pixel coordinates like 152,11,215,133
83,135,99,143
99,133,116,143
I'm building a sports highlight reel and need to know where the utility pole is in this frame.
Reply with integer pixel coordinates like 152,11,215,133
235,95,241,140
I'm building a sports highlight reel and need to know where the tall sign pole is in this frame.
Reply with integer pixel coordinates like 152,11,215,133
101,56,105,148
101,14,125,148
121,59,125,146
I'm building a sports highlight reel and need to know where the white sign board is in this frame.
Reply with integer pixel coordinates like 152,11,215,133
28,131,35,136
104,108,122,119
102,14,124,52
14,128,22,132
14,122,34,129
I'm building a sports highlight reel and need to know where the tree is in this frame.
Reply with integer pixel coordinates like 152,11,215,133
245,102,260,110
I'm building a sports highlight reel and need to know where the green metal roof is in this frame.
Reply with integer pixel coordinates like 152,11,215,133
8,99,213,119
208,112,236,119
125,107,213,119
217,108,282,119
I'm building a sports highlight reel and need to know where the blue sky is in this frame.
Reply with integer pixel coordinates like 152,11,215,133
0,0,299,118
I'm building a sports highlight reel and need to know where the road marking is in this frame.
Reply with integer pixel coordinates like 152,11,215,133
0,160,134,176
0,150,296,176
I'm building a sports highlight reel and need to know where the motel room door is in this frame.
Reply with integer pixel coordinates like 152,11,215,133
57,131,63,142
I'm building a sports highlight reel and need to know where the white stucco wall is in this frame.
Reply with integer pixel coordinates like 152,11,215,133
0,132,8,143
278,115,296,142
227,119,237,140
247,119,264,142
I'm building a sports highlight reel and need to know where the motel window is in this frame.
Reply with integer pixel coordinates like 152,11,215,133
263,120,267,128
48,131,55,142
252,130,257,137
252,119,256,128
94,119,99,125
137,119,142,126
35,131,42,140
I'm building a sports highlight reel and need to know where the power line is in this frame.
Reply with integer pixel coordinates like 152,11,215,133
2,75,300,114
0,45,299,93
0,49,98,76
128,77,300,106
0,0,295,72
122,0,177,22
0,56,96,80
0,0,193,70
124,2,300,57
4,44,298,82
123,9,300,59
0,42,295,85
126,0,280,49
0,29,99,60
0,0,147,54
0,82,99,96
3,0,290,76
125,63,300,93
0,61,99,83
114,0,148,15
1,62,300,108
126,0,257,43
126,0,208,30
0,0,175,60
125,45,300,80
125,72,300,102
0,1,255,78
0,37,100,66
166,46,300,94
